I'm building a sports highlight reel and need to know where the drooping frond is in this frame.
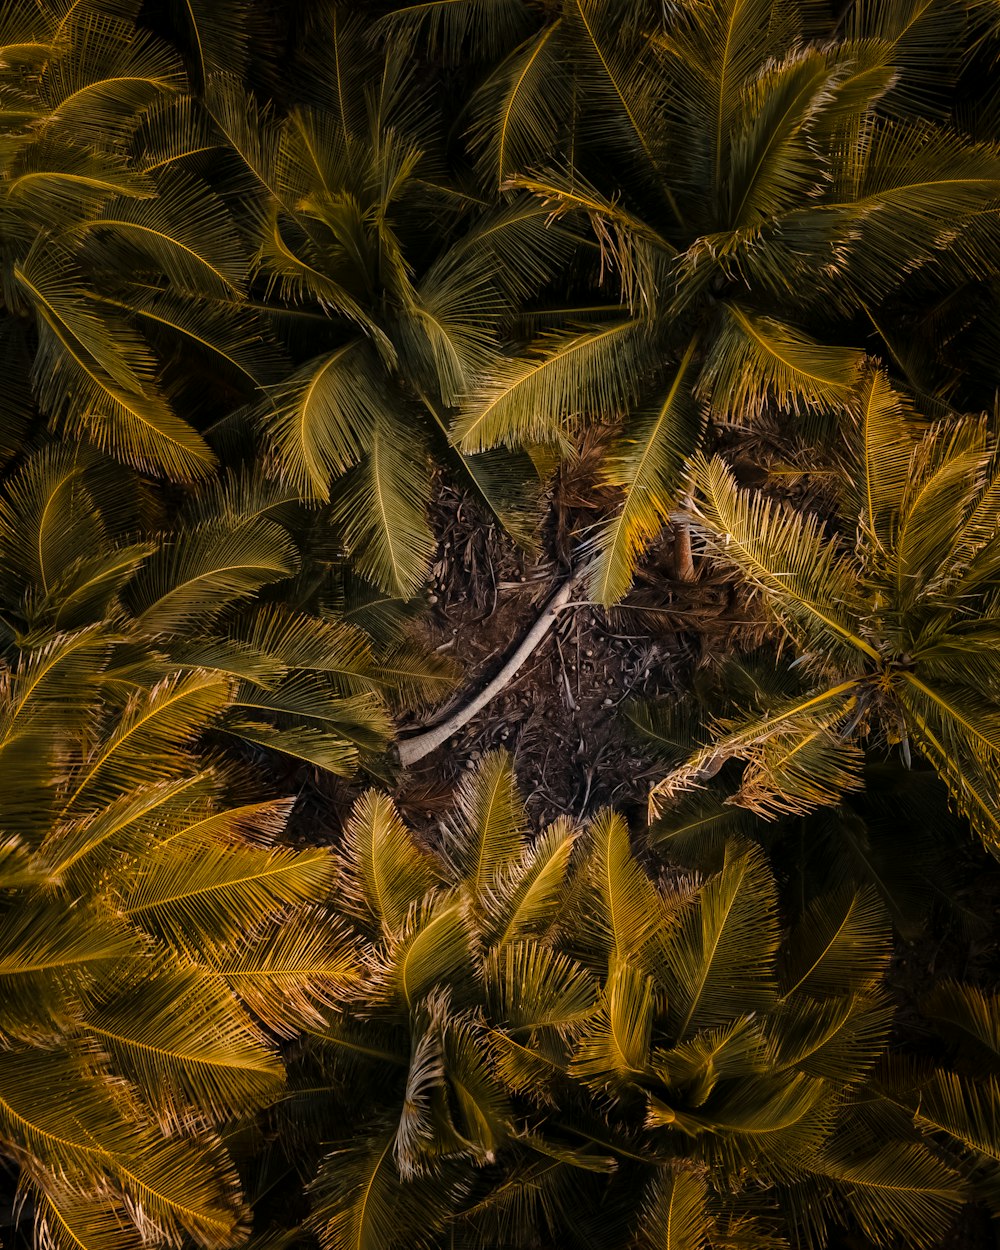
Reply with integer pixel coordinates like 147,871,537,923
468,22,569,190
330,417,435,599
254,341,382,502
16,249,215,480
700,304,863,422
588,338,702,605
453,319,650,452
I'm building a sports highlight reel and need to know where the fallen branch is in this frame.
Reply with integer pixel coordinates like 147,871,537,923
396,572,581,767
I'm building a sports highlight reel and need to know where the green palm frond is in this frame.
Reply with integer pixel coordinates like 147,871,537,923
35,11,183,148
126,517,299,631
684,453,877,664
165,0,250,86
485,941,598,1033
843,368,915,554
330,417,435,598
818,1138,965,1250
921,980,1000,1065
67,169,246,297
584,807,673,971
780,885,891,1000
570,960,656,1089
480,817,578,948
700,305,863,422
636,1168,715,1250
0,901,134,1041
253,342,383,502
309,1130,455,1250
468,21,568,190
453,319,650,452
374,0,535,63
62,670,232,814
377,892,471,1010
118,839,335,953
204,908,359,1038
16,248,216,480
587,337,702,606
665,842,780,1039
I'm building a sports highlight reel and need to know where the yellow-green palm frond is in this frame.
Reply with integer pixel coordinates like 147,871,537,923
587,338,702,606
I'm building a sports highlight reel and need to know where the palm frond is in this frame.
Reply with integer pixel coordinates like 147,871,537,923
68,169,247,297
664,842,779,1039
587,338,702,606
443,749,526,900
921,980,1000,1065
16,248,215,480
480,817,578,948
584,807,672,971
309,1130,455,1250
780,885,891,1000
83,967,283,1124
61,670,231,815
453,319,650,453
485,941,598,1033
842,368,915,554
126,516,299,632
330,417,435,599
570,960,656,1089
683,453,878,664
0,902,135,1042
818,1138,965,1250
118,839,335,953
468,22,568,190
253,341,382,502
637,1167,715,1250
700,305,863,423
206,909,359,1038
340,791,441,937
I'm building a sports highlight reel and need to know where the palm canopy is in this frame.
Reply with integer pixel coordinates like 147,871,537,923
0,591,355,1250
0,0,284,481
188,11,577,599
649,370,1000,859
0,442,457,777
279,751,996,1250
433,0,1000,602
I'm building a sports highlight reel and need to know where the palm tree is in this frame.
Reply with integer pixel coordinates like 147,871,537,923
0,443,452,776
189,10,577,600
632,652,969,939
649,371,1000,859
0,607,351,1249
440,0,1000,603
280,752,992,1250
0,0,281,482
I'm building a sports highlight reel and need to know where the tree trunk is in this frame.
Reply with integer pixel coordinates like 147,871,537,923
673,494,696,582
396,573,579,768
